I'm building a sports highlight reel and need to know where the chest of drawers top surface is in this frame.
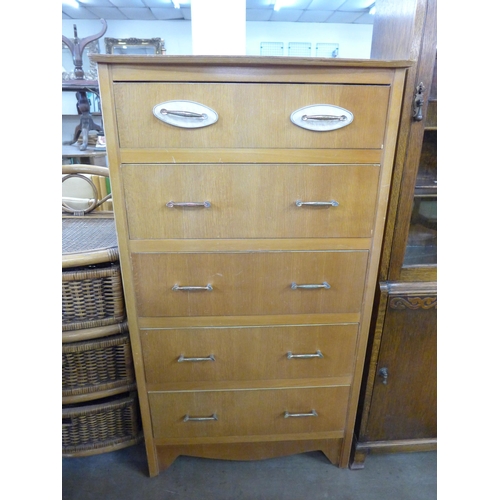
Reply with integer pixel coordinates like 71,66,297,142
92,55,411,72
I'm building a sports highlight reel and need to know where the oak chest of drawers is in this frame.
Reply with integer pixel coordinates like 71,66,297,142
94,55,409,476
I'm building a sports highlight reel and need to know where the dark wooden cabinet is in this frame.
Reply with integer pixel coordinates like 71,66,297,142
357,283,436,444
351,0,437,468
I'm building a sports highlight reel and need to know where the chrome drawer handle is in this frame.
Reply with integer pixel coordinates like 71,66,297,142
284,410,318,418
183,414,218,422
296,200,339,207
291,282,330,290
178,354,215,363
302,114,347,122
166,201,211,208
172,284,213,291
287,350,323,359
160,109,207,120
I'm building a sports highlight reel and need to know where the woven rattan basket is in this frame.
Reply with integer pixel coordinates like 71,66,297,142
62,332,136,402
62,392,142,457
62,217,119,269
62,262,126,331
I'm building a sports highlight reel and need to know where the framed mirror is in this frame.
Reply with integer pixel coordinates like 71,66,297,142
105,37,165,55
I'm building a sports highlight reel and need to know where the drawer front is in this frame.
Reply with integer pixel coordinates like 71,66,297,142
132,251,368,317
122,164,380,239
114,83,390,149
141,324,358,384
149,386,350,439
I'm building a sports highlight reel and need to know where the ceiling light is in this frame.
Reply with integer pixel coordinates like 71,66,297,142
62,0,80,8
273,0,295,12
172,0,180,8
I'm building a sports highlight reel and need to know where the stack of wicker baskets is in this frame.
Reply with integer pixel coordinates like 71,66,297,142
62,165,142,457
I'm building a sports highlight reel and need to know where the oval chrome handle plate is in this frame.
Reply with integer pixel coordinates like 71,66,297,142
153,100,218,129
290,104,353,132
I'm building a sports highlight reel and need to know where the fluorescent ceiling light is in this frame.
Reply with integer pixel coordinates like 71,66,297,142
62,0,80,8
273,0,296,12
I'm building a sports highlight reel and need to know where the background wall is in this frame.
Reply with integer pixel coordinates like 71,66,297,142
246,22,372,58
61,18,372,59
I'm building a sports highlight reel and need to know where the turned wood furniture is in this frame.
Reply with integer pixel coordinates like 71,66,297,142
62,82,103,152
93,55,409,476
351,0,437,468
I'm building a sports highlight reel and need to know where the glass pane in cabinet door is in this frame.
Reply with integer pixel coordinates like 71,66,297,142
403,130,437,267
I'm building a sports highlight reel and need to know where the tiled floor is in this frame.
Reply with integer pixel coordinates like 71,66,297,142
62,443,437,500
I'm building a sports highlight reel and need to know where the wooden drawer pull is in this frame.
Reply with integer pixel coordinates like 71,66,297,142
177,354,215,363
172,284,213,291
166,201,211,208
287,350,323,360
291,282,330,290
183,414,218,422
284,410,318,419
295,200,339,207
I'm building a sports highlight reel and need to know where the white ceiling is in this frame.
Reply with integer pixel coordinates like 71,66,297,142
62,0,376,24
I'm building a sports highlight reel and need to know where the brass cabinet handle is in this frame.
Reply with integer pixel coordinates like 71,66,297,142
301,114,347,122
291,282,330,290
166,201,211,208
296,200,339,207
177,354,215,363
412,83,425,121
160,108,207,119
183,414,218,422
287,350,323,359
284,410,318,418
172,284,213,291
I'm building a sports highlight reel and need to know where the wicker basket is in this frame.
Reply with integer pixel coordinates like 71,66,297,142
62,332,136,402
62,262,126,331
62,392,142,457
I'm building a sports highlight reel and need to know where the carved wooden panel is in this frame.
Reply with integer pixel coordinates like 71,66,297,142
389,296,437,310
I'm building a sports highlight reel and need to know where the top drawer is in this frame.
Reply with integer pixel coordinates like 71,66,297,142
113,83,390,150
